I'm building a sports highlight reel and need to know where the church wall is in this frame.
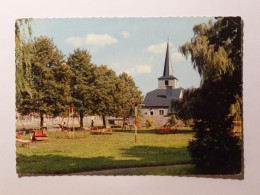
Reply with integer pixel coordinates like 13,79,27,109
140,115,169,126
141,107,169,117
158,79,177,89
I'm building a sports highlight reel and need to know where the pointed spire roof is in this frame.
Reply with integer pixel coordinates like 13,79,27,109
163,41,173,77
158,41,177,80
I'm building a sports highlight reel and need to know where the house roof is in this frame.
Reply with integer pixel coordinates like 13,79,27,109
142,88,183,107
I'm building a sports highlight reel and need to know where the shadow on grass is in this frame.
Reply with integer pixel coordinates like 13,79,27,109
16,145,190,175
113,129,194,134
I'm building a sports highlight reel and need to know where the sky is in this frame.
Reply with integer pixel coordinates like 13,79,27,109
31,17,213,95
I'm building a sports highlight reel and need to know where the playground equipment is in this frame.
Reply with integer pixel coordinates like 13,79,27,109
16,133,32,145
128,102,144,142
16,126,48,146
54,107,86,138
32,128,48,141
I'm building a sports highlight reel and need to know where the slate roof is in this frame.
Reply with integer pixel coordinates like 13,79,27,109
143,88,183,107
163,42,173,77
158,75,178,80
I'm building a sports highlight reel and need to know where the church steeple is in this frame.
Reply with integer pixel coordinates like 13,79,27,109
158,41,178,89
163,41,173,77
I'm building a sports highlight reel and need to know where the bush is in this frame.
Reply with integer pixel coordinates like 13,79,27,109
145,118,154,128
188,120,242,174
167,115,178,128
183,119,194,127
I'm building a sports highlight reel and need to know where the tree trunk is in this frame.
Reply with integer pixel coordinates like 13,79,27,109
102,115,106,128
40,114,44,127
79,110,84,128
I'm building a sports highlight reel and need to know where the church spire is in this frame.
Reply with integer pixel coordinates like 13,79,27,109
163,41,173,77
158,40,178,89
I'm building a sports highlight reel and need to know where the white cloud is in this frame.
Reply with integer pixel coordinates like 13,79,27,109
85,34,118,47
65,37,85,47
121,31,130,38
172,52,187,62
125,65,152,75
145,42,172,54
65,34,118,48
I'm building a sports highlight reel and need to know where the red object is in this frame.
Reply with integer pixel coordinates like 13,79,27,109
54,106,86,138
90,127,112,134
32,130,48,141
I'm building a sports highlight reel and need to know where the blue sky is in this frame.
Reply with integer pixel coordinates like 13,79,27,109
31,17,213,95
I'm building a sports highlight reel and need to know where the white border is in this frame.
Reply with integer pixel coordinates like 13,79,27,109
1,0,260,194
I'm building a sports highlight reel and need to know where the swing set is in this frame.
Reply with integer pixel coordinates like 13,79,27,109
54,107,86,138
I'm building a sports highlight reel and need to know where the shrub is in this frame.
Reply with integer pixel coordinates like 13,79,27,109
145,118,154,128
188,120,242,174
167,115,178,128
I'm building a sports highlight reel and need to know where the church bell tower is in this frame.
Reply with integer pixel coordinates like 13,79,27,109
158,41,178,89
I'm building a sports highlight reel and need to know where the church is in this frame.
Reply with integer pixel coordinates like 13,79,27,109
141,41,184,125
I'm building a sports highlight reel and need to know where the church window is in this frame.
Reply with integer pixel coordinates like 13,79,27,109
165,80,168,86
150,110,154,115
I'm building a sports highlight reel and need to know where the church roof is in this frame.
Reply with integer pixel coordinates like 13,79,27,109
162,42,173,77
158,75,178,80
143,88,183,107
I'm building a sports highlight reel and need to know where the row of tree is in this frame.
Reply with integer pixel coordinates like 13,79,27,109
15,20,142,127
173,17,242,174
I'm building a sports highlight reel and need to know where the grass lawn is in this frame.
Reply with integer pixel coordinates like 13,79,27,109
16,127,194,175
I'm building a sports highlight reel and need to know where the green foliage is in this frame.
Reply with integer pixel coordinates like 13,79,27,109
15,23,142,129
67,49,95,126
188,121,242,174
91,67,142,126
15,19,33,104
16,36,66,125
117,72,143,117
145,118,154,128
167,115,178,127
183,119,194,127
177,17,242,174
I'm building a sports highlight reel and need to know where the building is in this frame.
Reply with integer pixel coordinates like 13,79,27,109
141,41,184,125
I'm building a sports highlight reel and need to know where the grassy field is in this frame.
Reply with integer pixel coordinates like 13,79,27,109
16,128,194,175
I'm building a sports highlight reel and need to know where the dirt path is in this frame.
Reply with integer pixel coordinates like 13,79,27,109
68,163,193,176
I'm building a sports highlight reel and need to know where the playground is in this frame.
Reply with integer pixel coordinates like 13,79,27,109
16,127,194,175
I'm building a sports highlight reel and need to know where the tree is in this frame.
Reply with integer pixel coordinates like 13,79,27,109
91,68,142,127
91,65,119,127
116,72,143,117
176,17,242,174
52,62,74,116
67,49,95,127
17,36,66,126
15,19,33,106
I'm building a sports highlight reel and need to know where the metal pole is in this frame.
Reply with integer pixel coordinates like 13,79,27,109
135,106,137,142
72,107,75,138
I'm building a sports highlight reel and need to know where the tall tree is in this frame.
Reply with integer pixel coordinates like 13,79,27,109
116,72,143,117
52,62,73,116
91,65,119,127
15,19,33,106
67,49,95,127
176,17,242,174
17,36,66,126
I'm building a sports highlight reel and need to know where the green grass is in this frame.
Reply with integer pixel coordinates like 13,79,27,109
16,128,194,175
